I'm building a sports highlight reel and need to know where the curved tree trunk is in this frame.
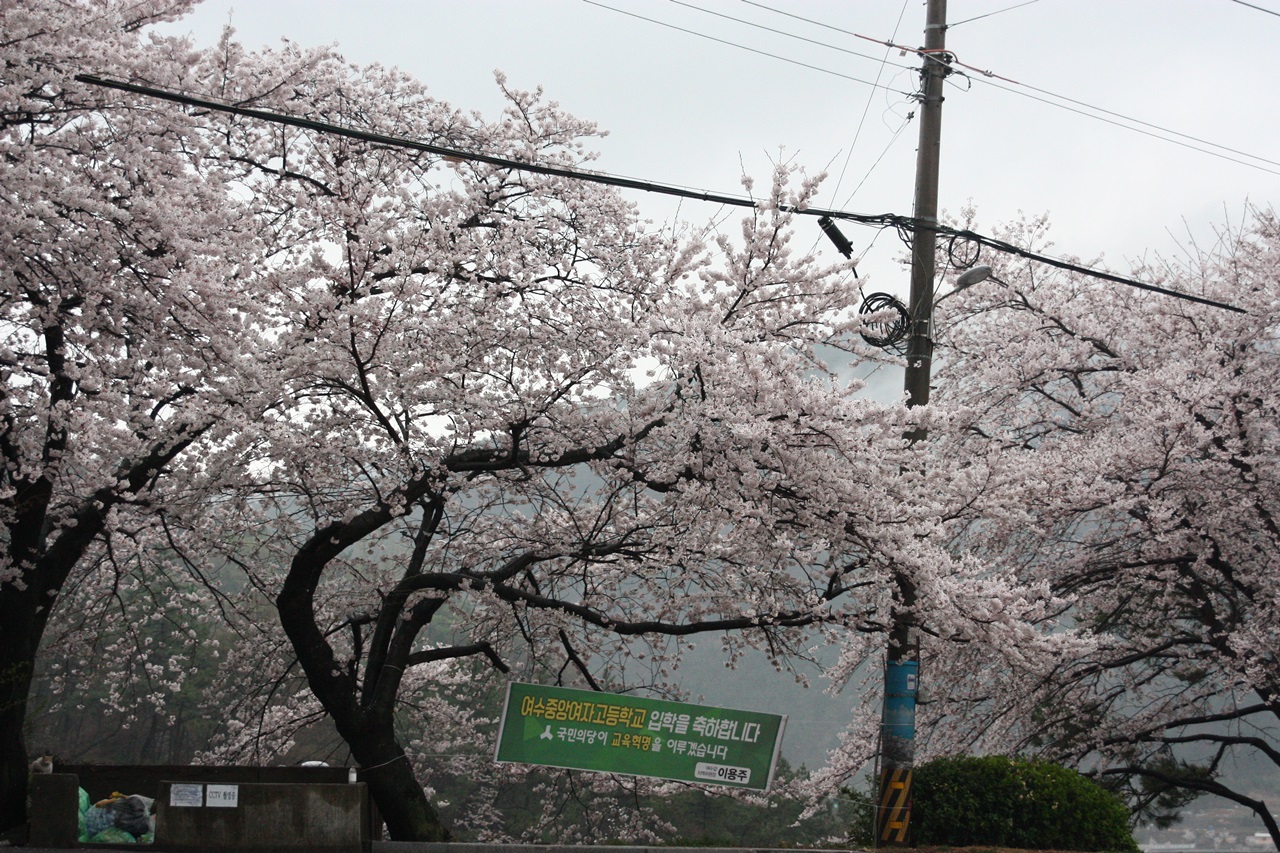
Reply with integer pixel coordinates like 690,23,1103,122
341,728,450,842
279,526,454,842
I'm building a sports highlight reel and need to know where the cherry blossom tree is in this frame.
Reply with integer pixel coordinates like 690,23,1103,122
0,0,341,832
928,211,1280,845
3,2,1083,842
167,43,1087,835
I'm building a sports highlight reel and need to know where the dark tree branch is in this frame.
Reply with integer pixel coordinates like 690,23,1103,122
558,629,602,691
404,642,509,673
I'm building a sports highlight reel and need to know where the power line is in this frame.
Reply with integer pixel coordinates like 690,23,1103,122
949,0,1045,28
738,0,866,42
666,0,915,72
1225,0,1280,18
694,0,916,252
596,0,1280,182
654,0,919,216
842,113,914,210
580,0,914,97
829,0,913,210
744,2,1280,178
841,30,1280,177
73,74,778,210
968,73,1280,177
74,73,1246,316
607,0,1280,181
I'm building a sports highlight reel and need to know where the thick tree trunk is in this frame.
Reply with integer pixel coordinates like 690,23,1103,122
0,655,32,829
0,534,54,836
1,538,76,834
342,730,450,842
0,478,114,833
0,634,36,833
280,537,452,842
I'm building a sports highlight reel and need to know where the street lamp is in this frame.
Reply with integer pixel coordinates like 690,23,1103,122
954,264,999,290
954,264,992,289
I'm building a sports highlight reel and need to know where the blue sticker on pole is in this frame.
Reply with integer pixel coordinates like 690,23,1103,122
882,660,918,741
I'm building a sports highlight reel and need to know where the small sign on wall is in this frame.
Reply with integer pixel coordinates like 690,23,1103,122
206,785,239,808
169,784,203,808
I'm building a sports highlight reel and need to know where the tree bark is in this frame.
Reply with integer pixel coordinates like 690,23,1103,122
0,435,190,831
279,533,453,842
0,554,72,833
0,483,62,833
340,727,450,842
0,647,35,833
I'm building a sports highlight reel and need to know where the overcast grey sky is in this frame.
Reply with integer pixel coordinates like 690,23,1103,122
159,0,1279,301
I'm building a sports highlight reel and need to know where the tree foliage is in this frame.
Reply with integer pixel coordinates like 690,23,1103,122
161,31,1077,844
0,0,295,831
20,0,1261,845
927,209,1280,846
183,73,944,837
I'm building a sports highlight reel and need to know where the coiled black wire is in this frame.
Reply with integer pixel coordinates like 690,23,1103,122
859,292,910,349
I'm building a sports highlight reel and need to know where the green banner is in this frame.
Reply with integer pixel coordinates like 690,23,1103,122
493,682,786,791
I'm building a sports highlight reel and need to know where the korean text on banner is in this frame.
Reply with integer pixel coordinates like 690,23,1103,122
494,682,786,792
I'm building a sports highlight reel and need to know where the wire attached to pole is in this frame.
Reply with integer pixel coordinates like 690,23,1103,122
74,73,1247,315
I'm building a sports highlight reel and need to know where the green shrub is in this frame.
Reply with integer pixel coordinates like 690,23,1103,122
911,755,1138,852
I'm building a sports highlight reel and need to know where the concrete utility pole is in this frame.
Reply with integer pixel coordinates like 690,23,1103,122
876,0,948,844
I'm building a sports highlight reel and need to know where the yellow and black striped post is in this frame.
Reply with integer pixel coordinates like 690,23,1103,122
877,766,913,843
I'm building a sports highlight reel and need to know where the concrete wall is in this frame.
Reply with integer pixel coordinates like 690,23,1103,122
155,780,369,852
27,770,371,852
63,763,356,796
67,763,381,841
26,773,80,848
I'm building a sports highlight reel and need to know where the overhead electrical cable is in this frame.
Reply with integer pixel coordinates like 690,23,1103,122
978,76,1280,174
743,2,1279,177
844,115,913,209
741,1,952,75
739,0,868,42
665,0,916,72
591,0,916,233
829,0,912,209
1225,0,1280,18
74,73,1246,316
852,32,1280,177
949,0,1045,28
667,0,916,234
580,0,913,96
74,74,776,210
602,0,1278,179
971,74,1280,176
